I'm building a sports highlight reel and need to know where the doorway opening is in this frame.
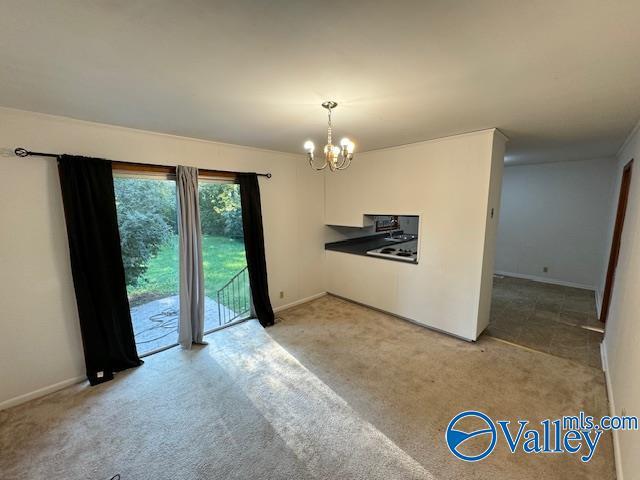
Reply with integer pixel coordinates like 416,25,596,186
485,159,620,368
113,174,251,356
600,159,633,323
198,180,252,332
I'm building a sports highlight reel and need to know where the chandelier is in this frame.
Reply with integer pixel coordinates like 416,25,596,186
304,101,354,171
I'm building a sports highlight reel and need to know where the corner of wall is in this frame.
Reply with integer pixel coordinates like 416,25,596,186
475,130,507,338
598,115,640,480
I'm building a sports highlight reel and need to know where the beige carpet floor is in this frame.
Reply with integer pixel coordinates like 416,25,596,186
1,295,615,479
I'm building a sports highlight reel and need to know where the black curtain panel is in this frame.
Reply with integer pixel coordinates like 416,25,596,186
58,155,142,385
238,173,275,327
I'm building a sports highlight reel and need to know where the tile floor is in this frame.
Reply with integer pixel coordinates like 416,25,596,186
485,275,604,369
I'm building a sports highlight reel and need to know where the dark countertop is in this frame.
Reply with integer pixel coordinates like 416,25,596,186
325,232,418,263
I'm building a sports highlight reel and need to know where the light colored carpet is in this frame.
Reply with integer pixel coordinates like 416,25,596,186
269,296,614,479
0,295,614,479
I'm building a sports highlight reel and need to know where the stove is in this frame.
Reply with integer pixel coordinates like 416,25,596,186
366,240,418,262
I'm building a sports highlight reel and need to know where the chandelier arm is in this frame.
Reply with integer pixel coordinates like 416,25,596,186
335,155,348,170
336,157,351,170
309,156,328,170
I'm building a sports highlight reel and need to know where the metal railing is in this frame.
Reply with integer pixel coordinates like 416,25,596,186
216,266,252,326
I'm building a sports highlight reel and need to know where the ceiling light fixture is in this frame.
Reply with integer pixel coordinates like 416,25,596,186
304,101,354,171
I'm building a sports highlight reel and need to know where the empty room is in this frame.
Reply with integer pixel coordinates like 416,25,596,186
1,2,639,479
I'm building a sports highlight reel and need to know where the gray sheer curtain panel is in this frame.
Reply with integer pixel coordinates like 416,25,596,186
176,165,205,348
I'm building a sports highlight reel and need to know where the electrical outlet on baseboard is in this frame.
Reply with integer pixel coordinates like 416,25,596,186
279,291,284,299
543,267,549,273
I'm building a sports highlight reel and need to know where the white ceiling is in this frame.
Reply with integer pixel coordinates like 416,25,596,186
1,1,639,164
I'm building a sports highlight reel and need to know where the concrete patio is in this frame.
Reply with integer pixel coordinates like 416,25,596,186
131,295,245,354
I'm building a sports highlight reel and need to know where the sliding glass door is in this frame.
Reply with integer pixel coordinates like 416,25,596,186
199,180,251,332
114,176,180,355
113,174,251,356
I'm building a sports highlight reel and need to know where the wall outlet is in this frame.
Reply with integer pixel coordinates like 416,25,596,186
543,267,549,273
279,291,284,299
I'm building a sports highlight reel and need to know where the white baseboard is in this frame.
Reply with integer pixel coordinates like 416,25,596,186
0,375,86,411
0,294,327,411
327,292,476,342
600,339,608,377
274,292,327,313
601,342,623,480
494,271,596,291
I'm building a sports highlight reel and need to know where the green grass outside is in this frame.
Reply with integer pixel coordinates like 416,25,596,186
127,235,248,306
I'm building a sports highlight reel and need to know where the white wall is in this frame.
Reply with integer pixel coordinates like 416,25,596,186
324,129,507,340
602,119,640,480
495,157,618,291
0,107,326,408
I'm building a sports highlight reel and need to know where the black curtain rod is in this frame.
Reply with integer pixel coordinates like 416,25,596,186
13,147,273,178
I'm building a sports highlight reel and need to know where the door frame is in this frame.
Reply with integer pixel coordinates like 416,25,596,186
600,159,634,323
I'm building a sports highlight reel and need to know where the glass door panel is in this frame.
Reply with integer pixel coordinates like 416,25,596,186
114,176,179,355
198,181,251,332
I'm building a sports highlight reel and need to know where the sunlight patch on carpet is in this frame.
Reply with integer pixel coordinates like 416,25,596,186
207,320,436,480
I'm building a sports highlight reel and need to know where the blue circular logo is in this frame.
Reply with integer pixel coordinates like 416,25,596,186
445,410,497,462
